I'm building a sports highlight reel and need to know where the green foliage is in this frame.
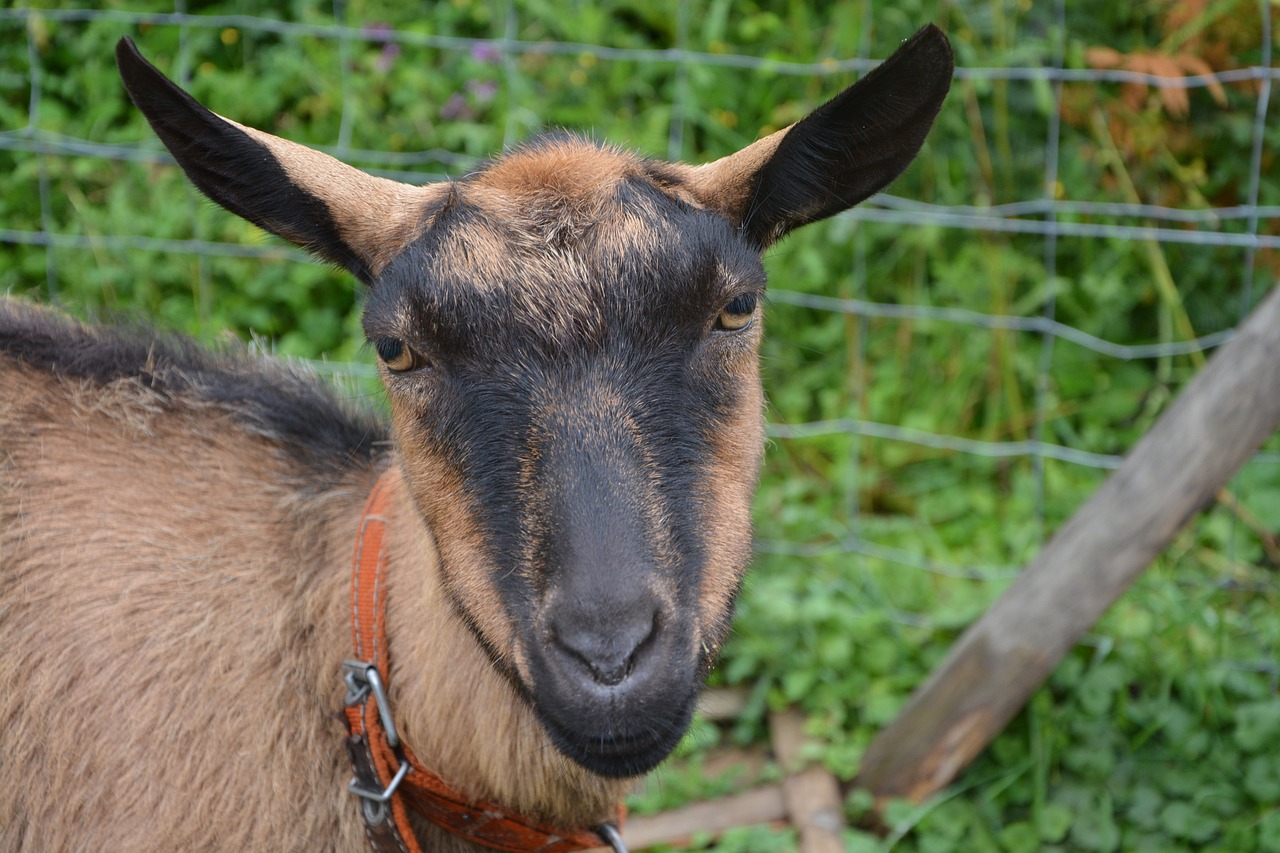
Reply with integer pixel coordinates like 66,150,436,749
2,2,1278,851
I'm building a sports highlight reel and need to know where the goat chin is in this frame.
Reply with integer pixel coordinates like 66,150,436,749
538,689,700,779
527,643,703,779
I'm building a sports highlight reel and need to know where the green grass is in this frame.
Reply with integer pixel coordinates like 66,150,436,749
3,2,1279,850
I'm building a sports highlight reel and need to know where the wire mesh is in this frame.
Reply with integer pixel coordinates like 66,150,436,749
1,1,1276,588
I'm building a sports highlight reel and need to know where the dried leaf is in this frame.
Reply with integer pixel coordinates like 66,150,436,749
1085,47,1124,69
1084,46,1228,116
1148,54,1191,115
1174,53,1229,105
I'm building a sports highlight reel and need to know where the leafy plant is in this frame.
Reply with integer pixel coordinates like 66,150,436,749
2,2,1277,850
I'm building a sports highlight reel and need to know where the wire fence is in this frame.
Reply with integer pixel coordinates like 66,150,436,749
2,2,1277,589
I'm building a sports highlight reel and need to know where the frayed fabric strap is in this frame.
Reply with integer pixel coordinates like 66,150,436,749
342,467,625,853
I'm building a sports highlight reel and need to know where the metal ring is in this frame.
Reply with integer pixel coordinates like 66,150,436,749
361,796,388,826
342,660,400,748
361,666,400,748
348,759,410,806
596,823,628,853
343,669,371,707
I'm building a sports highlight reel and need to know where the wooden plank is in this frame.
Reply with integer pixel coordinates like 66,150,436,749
700,745,770,782
769,708,811,766
855,284,1280,803
582,785,788,851
770,709,846,853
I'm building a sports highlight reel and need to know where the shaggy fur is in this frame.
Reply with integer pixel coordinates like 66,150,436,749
1,25,952,852
0,303,627,851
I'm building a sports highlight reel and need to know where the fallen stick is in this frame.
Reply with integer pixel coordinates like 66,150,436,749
770,709,846,853
855,284,1280,803
592,785,788,851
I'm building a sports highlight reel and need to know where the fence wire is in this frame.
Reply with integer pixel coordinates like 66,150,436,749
2,2,1277,587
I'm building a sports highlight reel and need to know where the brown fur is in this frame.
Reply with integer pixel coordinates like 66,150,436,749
0,320,630,851
1,352,356,851
693,323,767,653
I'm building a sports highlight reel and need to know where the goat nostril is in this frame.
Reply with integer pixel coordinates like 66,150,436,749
552,611,657,687
591,658,629,687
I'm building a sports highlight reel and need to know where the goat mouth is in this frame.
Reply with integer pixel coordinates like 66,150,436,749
537,693,698,779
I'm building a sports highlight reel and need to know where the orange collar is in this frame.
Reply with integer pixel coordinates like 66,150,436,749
342,469,626,853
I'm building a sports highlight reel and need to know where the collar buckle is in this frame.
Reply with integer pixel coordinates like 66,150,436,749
344,659,400,748
349,759,410,826
343,658,410,827
596,822,629,853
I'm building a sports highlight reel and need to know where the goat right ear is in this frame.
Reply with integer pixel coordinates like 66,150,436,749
686,24,954,249
116,38,430,284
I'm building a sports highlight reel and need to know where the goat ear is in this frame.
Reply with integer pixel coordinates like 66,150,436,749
687,24,954,249
116,38,427,284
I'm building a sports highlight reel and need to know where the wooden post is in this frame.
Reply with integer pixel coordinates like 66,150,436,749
855,284,1280,803
602,785,789,851
770,709,847,853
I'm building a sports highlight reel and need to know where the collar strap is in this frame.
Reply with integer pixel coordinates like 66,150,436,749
342,468,626,853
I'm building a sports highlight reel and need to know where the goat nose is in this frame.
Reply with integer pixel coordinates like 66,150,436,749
551,609,657,687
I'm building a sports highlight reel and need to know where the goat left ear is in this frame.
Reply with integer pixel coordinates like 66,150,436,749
116,37,431,284
687,24,954,249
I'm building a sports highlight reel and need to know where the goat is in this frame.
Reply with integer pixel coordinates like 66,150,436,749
0,26,953,853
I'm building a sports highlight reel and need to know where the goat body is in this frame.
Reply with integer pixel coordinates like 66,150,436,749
0,26,952,852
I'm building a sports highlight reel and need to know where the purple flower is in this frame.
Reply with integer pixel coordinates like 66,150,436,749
363,23,400,72
466,79,498,103
440,93,472,121
377,42,401,73
470,41,502,64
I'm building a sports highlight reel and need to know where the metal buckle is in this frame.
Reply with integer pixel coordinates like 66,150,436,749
596,823,629,853
343,659,400,748
343,659,409,826
348,759,410,825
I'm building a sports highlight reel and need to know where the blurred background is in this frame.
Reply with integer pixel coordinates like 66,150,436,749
2,2,1278,850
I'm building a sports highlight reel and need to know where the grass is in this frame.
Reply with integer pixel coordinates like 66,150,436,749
3,1,1279,850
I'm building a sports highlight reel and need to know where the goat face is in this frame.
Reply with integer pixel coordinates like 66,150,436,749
365,147,767,775
116,25,952,779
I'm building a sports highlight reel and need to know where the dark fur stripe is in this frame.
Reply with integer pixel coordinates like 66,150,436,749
0,300,386,474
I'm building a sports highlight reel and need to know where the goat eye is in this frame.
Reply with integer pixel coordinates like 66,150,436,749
714,293,758,332
374,337,420,372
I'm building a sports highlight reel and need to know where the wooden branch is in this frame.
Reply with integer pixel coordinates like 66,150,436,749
596,785,788,851
699,745,771,782
855,284,1280,803
770,710,846,853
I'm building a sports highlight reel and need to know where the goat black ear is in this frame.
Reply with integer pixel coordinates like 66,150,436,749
115,38,429,284
688,24,954,248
